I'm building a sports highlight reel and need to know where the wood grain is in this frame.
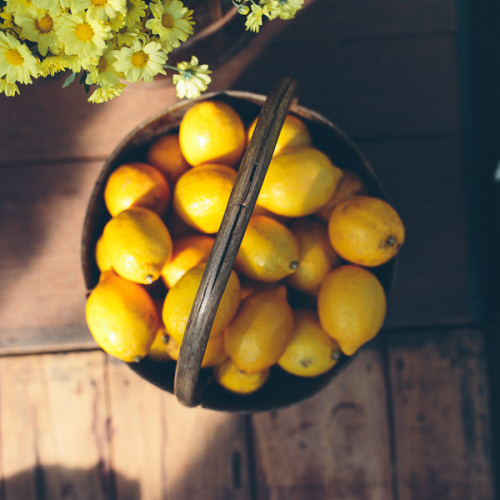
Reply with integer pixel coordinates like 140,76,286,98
387,328,494,500
0,351,111,500
0,79,179,165
286,0,457,39
0,160,103,354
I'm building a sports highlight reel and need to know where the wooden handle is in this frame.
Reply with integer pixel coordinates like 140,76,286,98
174,78,298,407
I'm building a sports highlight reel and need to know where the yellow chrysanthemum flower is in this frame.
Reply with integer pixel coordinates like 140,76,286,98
88,82,126,102
145,0,194,51
15,8,62,56
1,0,303,102
0,77,20,96
108,12,126,31
5,0,36,17
0,31,40,84
171,56,211,99
61,0,72,9
124,0,147,29
57,53,95,73
245,4,268,32
114,26,139,47
264,0,304,20
72,0,127,23
1,11,17,31
112,36,167,83
38,54,71,77
55,11,111,60
31,0,62,13
85,50,123,87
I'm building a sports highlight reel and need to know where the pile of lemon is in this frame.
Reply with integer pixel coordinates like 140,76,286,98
85,100,405,395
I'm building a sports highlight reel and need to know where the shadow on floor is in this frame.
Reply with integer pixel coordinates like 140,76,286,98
0,462,140,500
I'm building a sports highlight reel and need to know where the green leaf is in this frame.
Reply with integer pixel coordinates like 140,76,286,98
62,72,77,88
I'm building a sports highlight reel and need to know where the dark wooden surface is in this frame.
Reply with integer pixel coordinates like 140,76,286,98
0,0,497,498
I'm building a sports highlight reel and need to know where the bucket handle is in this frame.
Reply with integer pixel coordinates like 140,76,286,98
174,77,298,407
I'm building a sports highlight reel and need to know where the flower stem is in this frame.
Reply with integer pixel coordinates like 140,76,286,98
163,64,180,72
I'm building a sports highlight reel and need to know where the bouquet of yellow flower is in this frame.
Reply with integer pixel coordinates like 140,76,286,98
0,0,303,103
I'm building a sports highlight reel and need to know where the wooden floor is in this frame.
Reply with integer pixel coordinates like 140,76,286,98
0,1,497,498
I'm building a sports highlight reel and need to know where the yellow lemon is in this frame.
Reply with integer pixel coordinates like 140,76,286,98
95,235,112,272
179,100,246,167
317,265,386,356
164,332,228,368
224,287,293,374
162,263,241,345
235,215,299,282
104,162,171,217
328,195,405,267
247,113,312,155
173,163,237,233
161,234,215,288
146,134,191,185
85,271,158,362
278,309,341,377
286,218,341,294
102,207,173,284
316,170,368,222
256,147,343,217
213,359,270,394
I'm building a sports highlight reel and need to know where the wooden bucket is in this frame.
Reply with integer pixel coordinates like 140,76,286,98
81,79,396,413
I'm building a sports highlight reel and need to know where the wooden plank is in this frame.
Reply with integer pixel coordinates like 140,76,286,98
387,328,494,500
220,33,460,140
289,0,457,40
0,160,103,354
106,356,253,500
0,351,111,500
249,341,394,500
0,77,179,164
215,0,456,49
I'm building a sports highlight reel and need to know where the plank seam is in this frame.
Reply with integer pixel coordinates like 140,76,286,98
339,29,458,45
244,414,259,500
103,355,118,500
382,335,400,500
382,321,480,336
